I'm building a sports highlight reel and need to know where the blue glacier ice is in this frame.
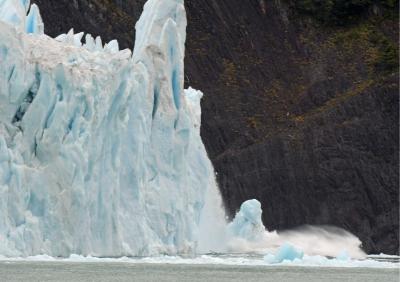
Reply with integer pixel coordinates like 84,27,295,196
336,250,351,261
0,0,42,34
264,243,304,264
227,199,264,241
25,4,43,34
0,0,226,257
0,0,26,28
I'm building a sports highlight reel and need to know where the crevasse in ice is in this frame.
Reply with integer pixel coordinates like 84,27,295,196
0,0,224,257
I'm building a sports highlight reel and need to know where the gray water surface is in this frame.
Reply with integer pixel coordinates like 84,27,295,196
0,262,399,282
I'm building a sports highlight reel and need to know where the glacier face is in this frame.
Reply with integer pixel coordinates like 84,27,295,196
0,0,222,257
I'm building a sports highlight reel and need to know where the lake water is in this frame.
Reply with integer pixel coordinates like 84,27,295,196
0,261,399,282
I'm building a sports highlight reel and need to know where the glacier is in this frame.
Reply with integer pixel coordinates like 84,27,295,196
0,0,371,261
0,0,225,257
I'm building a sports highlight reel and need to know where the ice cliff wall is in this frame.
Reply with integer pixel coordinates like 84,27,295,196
0,0,220,257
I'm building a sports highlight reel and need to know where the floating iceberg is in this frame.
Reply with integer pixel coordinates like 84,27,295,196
336,250,351,261
264,243,304,263
0,0,223,257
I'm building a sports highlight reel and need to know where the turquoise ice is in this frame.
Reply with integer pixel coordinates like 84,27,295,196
264,243,304,263
227,199,265,241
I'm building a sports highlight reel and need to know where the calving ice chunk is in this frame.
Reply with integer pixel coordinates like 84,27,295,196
227,199,265,241
0,0,223,257
226,199,366,259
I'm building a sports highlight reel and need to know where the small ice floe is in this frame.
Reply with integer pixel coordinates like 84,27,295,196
264,243,304,264
336,250,351,261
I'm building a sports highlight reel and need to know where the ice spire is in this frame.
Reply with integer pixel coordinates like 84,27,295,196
20,0,30,12
25,4,43,34
0,0,43,34
0,0,26,29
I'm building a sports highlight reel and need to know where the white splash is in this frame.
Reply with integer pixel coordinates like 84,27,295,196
222,200,366,259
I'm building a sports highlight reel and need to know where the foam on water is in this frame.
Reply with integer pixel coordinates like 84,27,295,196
0,254,398,269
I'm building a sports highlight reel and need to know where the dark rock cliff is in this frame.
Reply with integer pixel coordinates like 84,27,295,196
31,0,399,254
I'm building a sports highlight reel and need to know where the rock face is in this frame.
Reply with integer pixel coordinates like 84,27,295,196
31,0,399,254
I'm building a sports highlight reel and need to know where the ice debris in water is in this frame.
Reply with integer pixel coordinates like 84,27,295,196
227,199,265,241
0,0,222,257
264,243,304,264
336,250,351,261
